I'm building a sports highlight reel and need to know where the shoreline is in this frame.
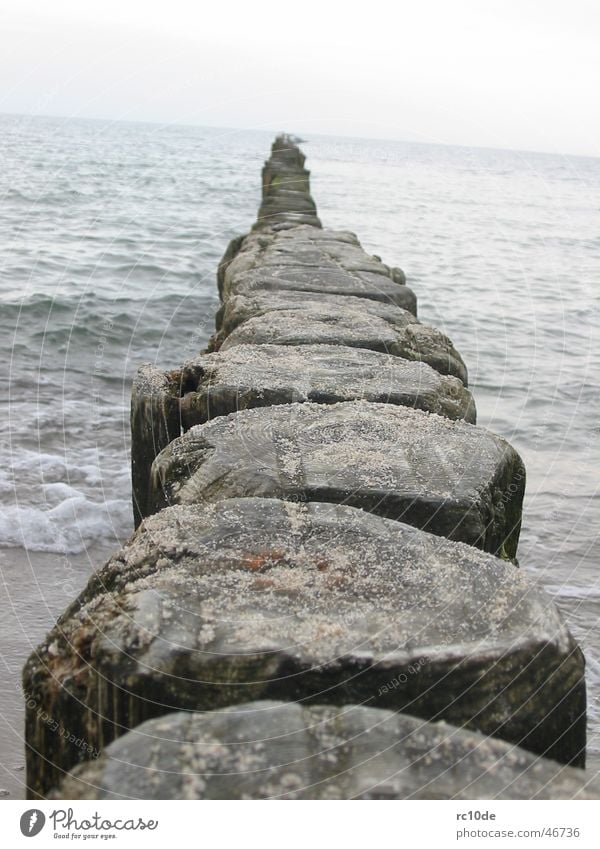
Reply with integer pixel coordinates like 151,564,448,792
0,541,121,800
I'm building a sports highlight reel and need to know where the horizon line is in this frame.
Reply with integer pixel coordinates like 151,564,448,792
1,108,599,163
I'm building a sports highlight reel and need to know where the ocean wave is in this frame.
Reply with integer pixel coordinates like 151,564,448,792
2,186,89,205
0,449,131,510
0,290,216,316
0,494,131,553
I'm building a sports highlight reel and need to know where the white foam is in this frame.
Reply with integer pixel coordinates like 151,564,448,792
0,495,131,553
41,482,82,506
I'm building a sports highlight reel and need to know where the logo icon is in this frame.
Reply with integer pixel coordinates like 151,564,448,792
20,810,46,837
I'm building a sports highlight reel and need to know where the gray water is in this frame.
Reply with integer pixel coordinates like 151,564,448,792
0,114,599,797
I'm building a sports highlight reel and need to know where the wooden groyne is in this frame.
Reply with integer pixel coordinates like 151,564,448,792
24,136,590,800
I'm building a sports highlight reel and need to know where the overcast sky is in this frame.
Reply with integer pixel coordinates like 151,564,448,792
1,0,599,156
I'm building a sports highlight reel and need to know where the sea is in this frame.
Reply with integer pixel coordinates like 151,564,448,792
0,113,599,798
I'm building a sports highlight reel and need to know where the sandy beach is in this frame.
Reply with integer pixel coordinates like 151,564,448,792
0,542,118,799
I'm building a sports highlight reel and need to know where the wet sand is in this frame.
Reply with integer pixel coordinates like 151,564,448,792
0,542,118,800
